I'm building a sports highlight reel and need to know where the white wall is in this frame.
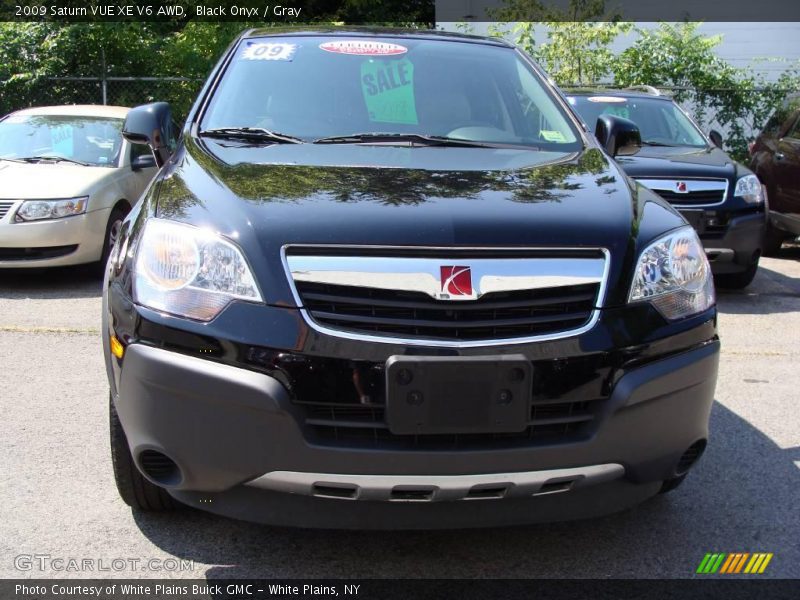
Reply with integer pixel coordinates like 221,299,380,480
438,22,800,82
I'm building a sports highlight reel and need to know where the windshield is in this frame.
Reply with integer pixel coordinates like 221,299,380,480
0,114,124,167
568,95,707,148
200,36,582,151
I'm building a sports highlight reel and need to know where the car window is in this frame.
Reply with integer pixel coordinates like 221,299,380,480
762,94,800,137
0,114,124,167
200,36,581,151
568,95,707,148
783,114,800,140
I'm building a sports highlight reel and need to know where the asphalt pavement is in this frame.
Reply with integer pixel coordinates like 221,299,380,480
0,249,798,579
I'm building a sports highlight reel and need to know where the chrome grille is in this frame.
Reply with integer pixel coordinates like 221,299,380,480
296,281,598,341
0,201,15,220
285,248,608,346
636,178,728,206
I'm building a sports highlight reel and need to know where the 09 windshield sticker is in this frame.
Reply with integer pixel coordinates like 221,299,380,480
360,58,418,125
241,42,298,61
320,40,407,56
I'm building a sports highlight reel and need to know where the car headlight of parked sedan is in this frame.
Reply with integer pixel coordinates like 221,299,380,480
733,174,764,204
14,196,89,222
133,218,263,321
629,226,715,321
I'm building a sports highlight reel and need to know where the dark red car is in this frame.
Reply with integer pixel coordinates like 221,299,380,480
750,93,800,255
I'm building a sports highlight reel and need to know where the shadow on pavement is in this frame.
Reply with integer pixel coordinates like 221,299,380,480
0,266,102,299
130,402,799,579
716,250,799,316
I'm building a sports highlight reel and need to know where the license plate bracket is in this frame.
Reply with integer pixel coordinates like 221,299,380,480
385,355,531,435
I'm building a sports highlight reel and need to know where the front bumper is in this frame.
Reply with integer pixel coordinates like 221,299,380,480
0,207,110,267
112,334,719,528
686,209,766,275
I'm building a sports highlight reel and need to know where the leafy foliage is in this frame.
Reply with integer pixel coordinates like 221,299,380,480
488,0,632,85
0,2,432,118
477,13,800,162
613,23,800,161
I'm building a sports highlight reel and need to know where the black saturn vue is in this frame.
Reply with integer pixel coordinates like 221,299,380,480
103,29,719,529
568,89,767,289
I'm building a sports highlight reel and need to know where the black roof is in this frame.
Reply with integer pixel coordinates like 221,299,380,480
243,27,513,47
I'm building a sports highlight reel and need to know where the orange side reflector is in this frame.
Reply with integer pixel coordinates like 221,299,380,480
110,335,125,359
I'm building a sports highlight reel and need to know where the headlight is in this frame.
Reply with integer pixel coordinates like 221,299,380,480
734,174,764,204
133,219,262,321
629,226,715,320
15,196,88,221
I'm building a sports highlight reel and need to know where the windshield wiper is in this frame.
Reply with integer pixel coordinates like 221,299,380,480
199,127,304,144
0,157,26,163
18,155,91,166
313,132,523,149
641,140,682,147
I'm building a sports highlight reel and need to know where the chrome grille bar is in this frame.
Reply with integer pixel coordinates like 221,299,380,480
282,246,610,347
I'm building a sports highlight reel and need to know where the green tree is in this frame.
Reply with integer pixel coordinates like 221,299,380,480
613,22,800,160
488,0,631,85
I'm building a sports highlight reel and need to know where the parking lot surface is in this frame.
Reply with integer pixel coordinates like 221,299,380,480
1,249,798,579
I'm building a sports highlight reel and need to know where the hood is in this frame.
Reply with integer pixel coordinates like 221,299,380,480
0,161,115,198
152,138,684,306
614,145,741,180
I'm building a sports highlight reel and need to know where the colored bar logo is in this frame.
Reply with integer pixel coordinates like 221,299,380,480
697,553,773,574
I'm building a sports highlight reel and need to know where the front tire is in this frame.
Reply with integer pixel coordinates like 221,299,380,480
763,222,786,257
96,206,128,275
715,259,759,290
109,393,178,511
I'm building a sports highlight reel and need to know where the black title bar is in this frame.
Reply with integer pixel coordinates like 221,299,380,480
4,579,800,600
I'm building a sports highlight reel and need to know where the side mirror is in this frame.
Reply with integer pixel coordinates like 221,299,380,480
131,153,156,171
595,115,642,157
122,102,173,168
709,130,724,148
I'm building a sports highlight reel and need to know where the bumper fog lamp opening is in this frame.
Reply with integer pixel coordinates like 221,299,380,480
676,439,707,475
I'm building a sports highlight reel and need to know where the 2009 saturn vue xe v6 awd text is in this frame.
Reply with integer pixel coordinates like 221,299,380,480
102,29,720,528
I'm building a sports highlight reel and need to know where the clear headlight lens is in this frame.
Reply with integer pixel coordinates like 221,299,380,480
734,174,764,204
15,197,88,221
629,226,715,320
134,219,262,321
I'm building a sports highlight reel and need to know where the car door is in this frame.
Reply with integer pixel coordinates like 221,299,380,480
773,113,800,225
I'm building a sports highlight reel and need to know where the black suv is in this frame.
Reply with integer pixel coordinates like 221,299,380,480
568,89,767,289
103,30,719,529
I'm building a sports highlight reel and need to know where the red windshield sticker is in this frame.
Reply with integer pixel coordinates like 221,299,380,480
319,40,408,56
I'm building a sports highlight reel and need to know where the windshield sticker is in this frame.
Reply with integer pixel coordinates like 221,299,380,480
241,42,298,61
321,40,407,56
587,96,627,103
360,58,418,125
51,125,73,156
541,130,567,142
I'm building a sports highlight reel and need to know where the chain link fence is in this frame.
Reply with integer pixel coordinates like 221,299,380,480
3,76,204,123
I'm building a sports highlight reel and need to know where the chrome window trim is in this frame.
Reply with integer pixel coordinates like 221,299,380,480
635,177,729,208
280,244,611,348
